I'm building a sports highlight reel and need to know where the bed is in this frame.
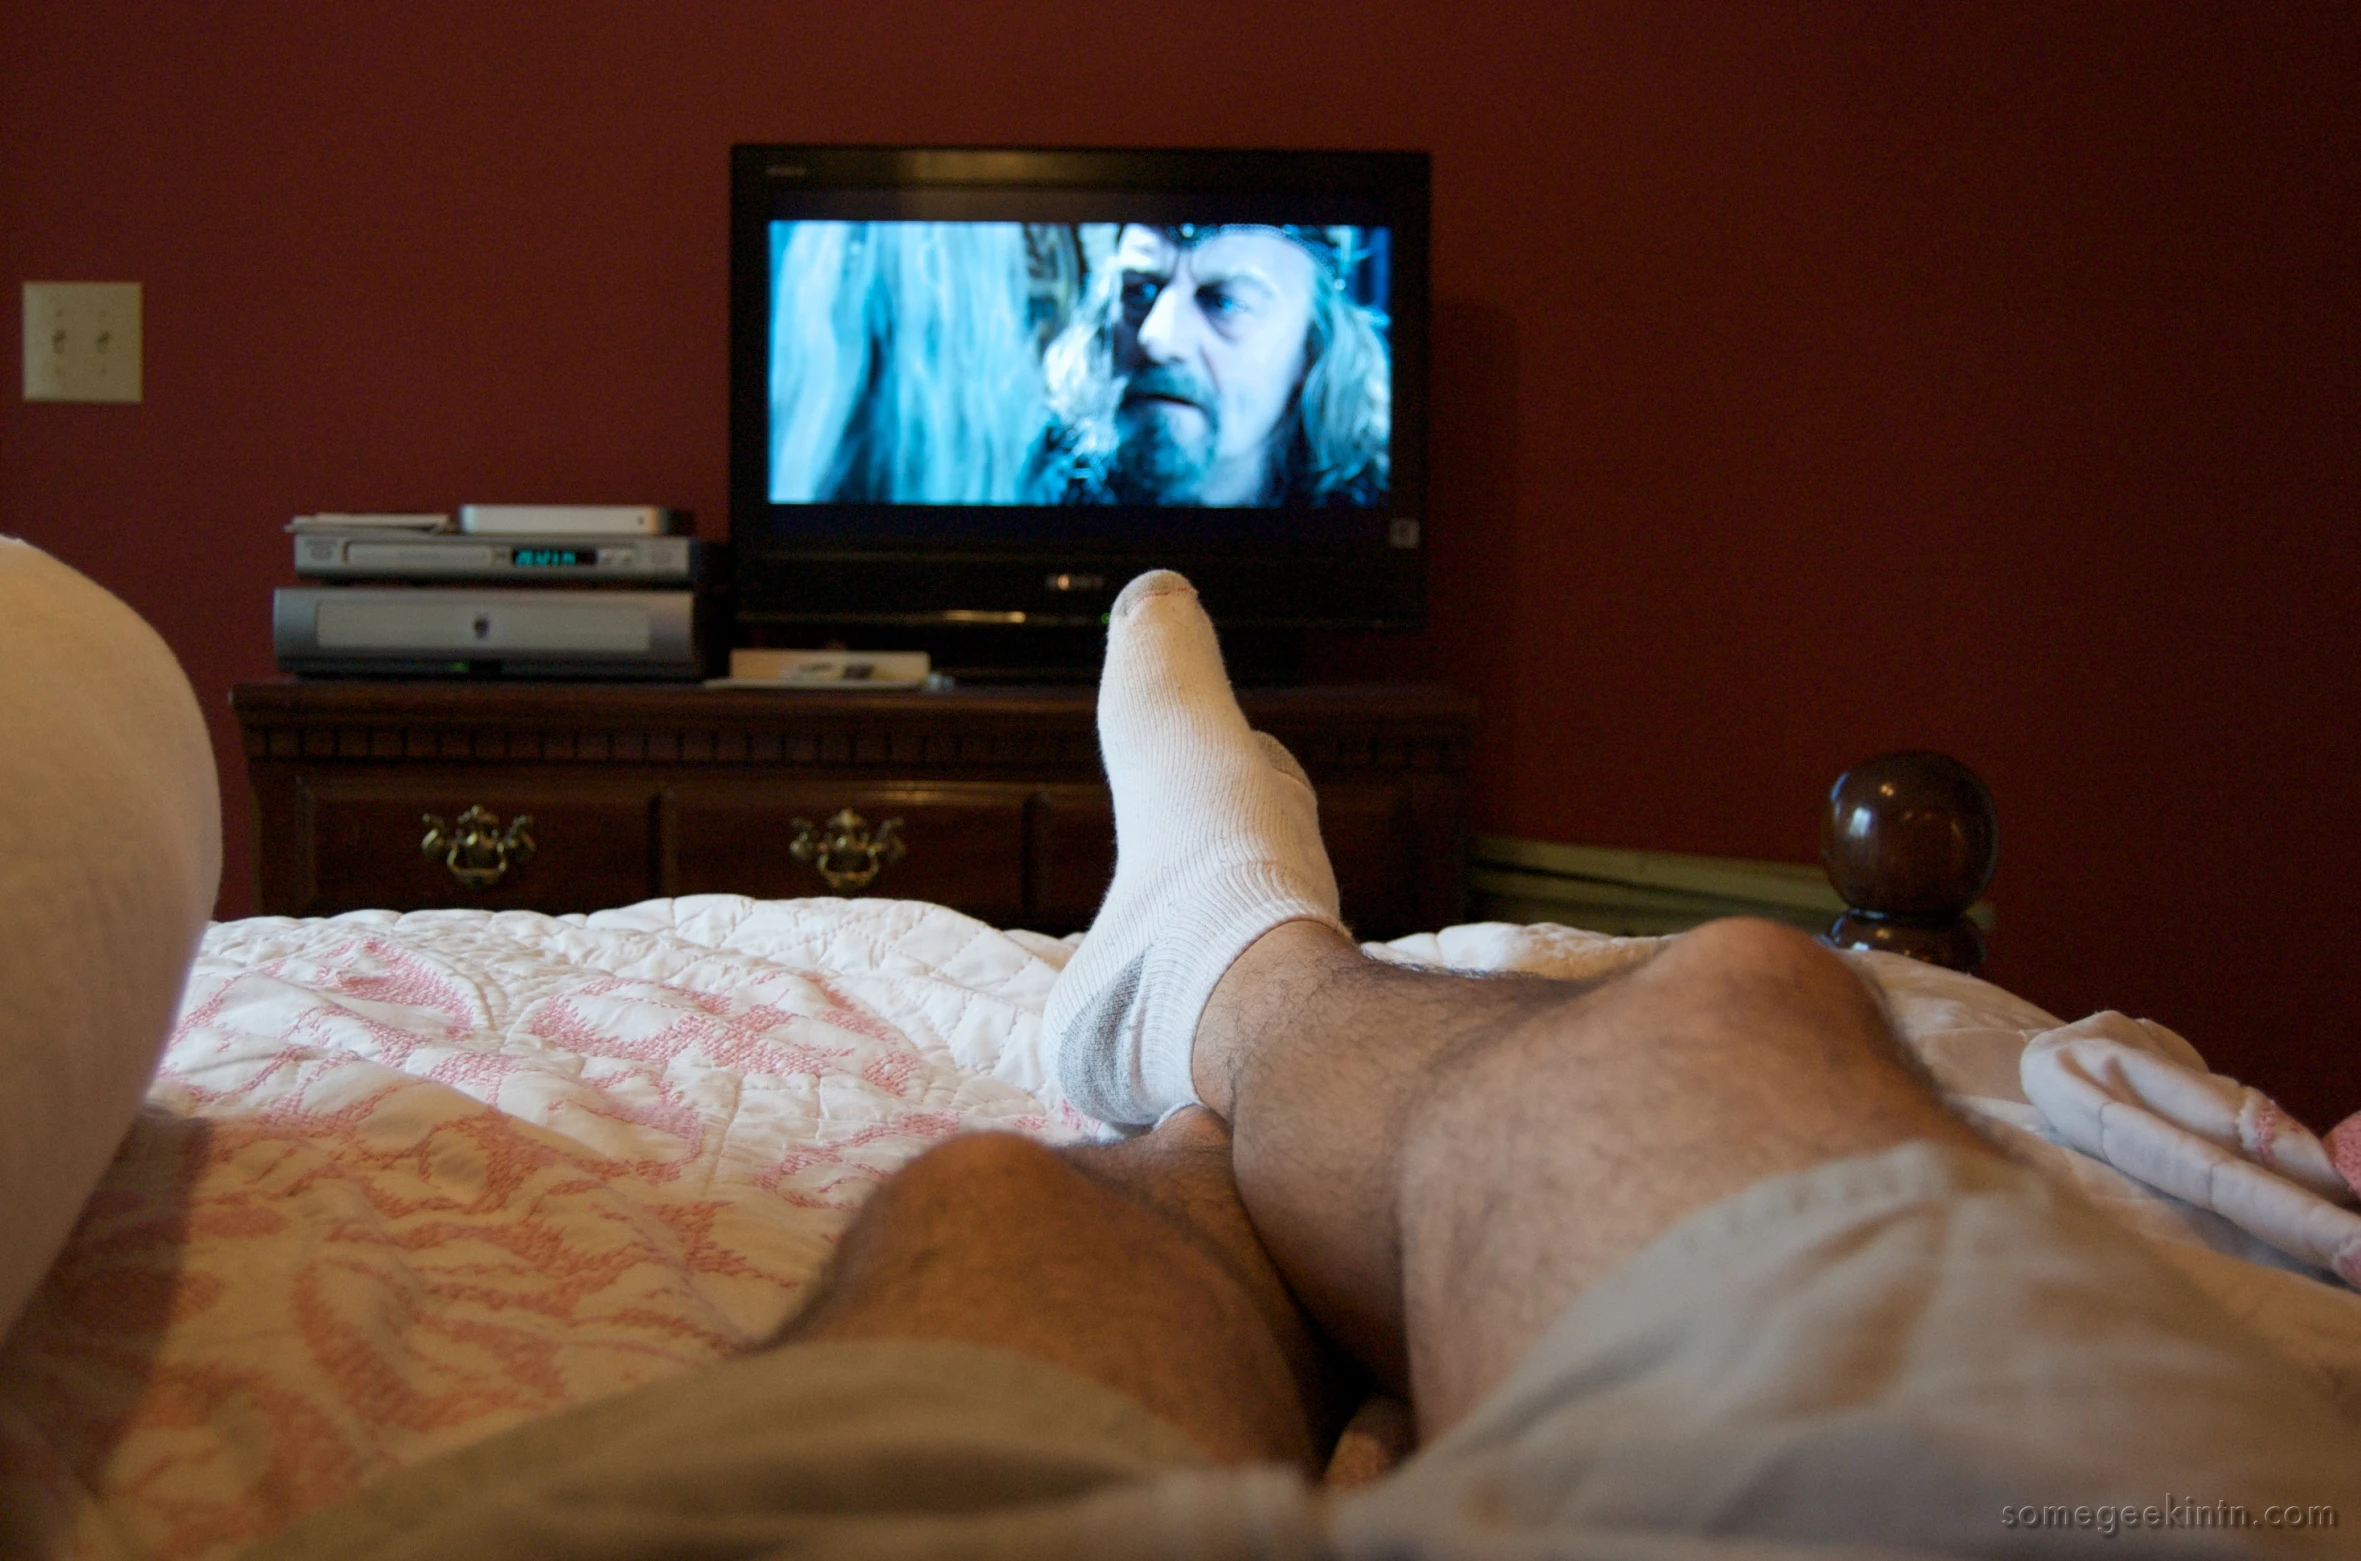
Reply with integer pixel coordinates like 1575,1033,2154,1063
4,541,2359,1559
2,891,2358,1560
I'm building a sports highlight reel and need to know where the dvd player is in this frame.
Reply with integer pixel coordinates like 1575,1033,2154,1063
273,588,704,679
459,504,691,535
294,532,705,584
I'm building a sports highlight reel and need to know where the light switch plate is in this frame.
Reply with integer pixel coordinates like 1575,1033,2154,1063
23,282,142,403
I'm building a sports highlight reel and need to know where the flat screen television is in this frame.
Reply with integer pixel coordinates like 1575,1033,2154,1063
727,145,1429,680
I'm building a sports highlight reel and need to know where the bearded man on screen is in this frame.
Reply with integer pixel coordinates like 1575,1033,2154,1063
1029,223,1390,507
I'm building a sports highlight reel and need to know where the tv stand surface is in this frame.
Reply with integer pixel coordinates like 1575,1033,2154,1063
736,621,1309,687
232,679,1473,938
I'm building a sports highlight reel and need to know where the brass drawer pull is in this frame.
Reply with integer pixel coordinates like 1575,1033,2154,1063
422,805,535,890
789,808,906,891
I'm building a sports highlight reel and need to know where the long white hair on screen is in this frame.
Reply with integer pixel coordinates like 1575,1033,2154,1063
768,222,1048,504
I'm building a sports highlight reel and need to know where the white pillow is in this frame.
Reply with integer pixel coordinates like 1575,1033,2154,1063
0,539,220,1339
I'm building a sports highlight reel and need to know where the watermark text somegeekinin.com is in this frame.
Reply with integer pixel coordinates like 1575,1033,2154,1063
2002,1495,2339,1538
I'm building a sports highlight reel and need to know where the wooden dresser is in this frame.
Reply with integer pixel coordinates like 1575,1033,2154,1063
231,680,1474,939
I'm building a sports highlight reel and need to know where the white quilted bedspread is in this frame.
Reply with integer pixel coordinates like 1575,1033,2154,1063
3,900,2358,1560
0,897,1091,1561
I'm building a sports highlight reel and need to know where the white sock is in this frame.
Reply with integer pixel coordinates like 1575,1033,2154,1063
1047,571,1344,1127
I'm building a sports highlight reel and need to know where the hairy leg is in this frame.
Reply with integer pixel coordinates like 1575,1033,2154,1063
781,1108,1351,1471
1195,916,1993,1434
1040,570,1992,1439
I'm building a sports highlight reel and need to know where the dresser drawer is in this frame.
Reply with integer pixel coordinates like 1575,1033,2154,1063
1028,785,1116,929
671,781,1032,923
296,770,659,915
1024,778,1448,940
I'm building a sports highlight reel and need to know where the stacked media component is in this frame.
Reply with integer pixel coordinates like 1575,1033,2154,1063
273,506,712,680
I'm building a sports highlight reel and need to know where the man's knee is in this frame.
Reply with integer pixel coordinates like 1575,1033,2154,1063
886,1127,1251,1248
861,1132,1083,1233
1669,914,1845,976
1660,916,1888,1032
785,1133,1091,1340
1410,919,1884,1112
1655,919,1981,1145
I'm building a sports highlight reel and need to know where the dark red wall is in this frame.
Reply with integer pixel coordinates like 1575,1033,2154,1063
5,4,2355,1123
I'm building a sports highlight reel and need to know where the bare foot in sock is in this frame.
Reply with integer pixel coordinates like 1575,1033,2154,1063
1048,572,1344,1127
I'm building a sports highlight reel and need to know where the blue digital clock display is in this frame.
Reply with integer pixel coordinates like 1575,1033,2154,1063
510,547,594,568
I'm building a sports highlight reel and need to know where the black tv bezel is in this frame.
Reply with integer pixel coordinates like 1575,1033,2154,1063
726,144,1430,647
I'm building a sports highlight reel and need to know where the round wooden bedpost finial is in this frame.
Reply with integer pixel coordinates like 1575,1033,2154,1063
1820,751,1997,973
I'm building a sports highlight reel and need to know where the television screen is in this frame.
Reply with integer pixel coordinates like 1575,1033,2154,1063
730,148,1428,664
765,219,1393,512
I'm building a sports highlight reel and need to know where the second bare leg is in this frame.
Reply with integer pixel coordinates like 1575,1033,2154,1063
1195,916,1992,1433
782,1108,1351,1469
